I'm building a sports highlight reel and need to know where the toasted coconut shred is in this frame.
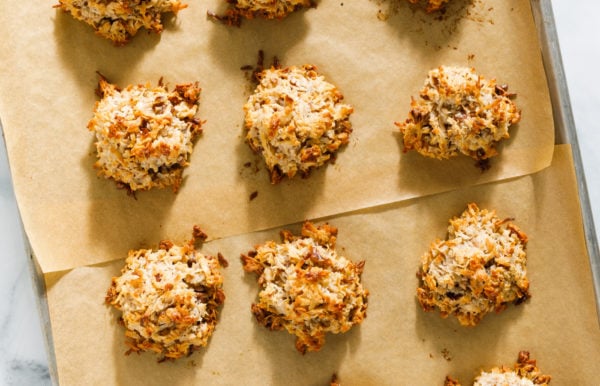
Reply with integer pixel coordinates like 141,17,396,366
244,65,353,183
241,221,369,353
214,0,316,25
88,77,202,193
407,0,451,13
105,239,225,360
396,66,521,161
416,203,530,326
55,0,187,45
445,351,552,385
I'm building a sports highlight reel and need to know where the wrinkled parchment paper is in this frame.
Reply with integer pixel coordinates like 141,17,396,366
45,145,599,385
0,0,554,272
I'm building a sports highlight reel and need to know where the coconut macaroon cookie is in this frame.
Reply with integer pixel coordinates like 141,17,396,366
407,0,451,13
244,64,354,183
241,221,369,353
396,66,521,162
88,76,203,193
212,0,316,25
105,232,226,360
445,351,552,385
416,203,530,326
55,0,187,45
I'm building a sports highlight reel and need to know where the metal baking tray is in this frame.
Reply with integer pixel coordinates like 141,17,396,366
1,1,597,384
529,0,600,315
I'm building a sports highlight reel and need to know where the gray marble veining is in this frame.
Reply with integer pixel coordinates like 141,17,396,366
0,140,50,385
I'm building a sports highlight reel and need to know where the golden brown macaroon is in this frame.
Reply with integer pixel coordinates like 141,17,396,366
407,0,451,13
445,351,551,385
55,0,187,45
416,203,530,326
211,0,316,26
105,233,226,361
88,76,203,193
241,221,369,354
244,64,353,183
396,66,520,162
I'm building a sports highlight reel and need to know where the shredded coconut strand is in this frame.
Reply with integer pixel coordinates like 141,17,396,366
88,78,202,192
396,66,520,161
417,203,529,326
56,0,187,45
106,241,225,360
244,65,353,183
475,371,535,386
445,351,551,385
241,222,368,353
221,0,315,22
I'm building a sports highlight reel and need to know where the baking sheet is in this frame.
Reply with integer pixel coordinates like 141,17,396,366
0,0,554,273
529,0,600,315
44,145,600,385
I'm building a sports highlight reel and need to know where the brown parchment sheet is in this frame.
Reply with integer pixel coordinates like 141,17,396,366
44,145,599,385
0,0,554,273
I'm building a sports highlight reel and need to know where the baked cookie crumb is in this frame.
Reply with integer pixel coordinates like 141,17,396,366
396,66,520,162
88,75,203,193
241,221,368,353
105,231,226,361
244,65,353,183
55,0,187,45
417,203,529,326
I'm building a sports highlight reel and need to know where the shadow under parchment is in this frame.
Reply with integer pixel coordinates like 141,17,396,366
394,126,519,198
52,9,187,88
395,134,485,196
251,319,362,386
206,4,312,77
372,0,474,53
235,130,330,233
414,297,528,382
82,140,178,263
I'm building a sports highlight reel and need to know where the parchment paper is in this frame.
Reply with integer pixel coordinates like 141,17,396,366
45,145,599,385
0,0,554,273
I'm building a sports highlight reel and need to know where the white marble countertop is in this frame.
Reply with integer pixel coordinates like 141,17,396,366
1,1,598,384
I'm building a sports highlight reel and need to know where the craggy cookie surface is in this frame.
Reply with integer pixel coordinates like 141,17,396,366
397,66,520,161
416,203,530,326
215,0,316,25
445,351,552,385
88,77,202,193
105,238,225,360
55,0,187,45
244,65,353,183
241,221,369,353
